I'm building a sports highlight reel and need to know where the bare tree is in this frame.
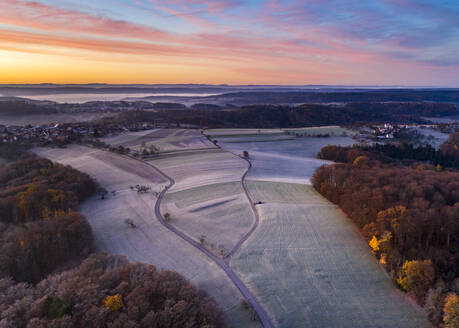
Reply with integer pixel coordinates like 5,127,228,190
199,234,206,245
218,244,227,257
241,300,258,321
98,189,108,200
125,219,136,228
135,185,151,193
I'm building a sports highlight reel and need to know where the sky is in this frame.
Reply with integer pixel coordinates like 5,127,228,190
0,0,458,86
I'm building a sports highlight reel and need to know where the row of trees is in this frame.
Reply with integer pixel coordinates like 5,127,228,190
0,252,224,327
312,147,459,326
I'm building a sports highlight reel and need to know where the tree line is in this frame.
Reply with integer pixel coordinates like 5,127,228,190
312,144,459,326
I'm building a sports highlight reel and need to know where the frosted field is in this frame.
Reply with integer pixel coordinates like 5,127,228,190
205,126,351,138
205,128,285,137
162,181,254,257
34,145,167,190
102,128,216,152
417,127,450,148
215,135,296,143
231,181,430,328
33,145,258,328
217,136,356,184
285,126,353,136
149,149,247,192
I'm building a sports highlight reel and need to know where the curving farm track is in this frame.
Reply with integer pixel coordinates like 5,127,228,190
141,156,274,328
225,159,259,261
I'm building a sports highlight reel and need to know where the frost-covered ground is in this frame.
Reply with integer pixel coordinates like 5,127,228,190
215,136,356,184
33,129,432,328
102,128,215,152
150,149,247,191
151,148,255,257
33,145,258,328
231,181,431,328
205,126,351,138
162,181,254,257
212,132,430,327
416,127,450,148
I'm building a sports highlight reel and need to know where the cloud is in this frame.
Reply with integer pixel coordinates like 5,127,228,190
0,0,458,84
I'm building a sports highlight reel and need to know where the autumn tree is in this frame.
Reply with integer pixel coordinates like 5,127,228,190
397,260,435,299
444,293,459,328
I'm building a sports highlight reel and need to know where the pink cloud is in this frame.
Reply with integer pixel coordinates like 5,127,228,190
1,0,453,85
0,0,172,41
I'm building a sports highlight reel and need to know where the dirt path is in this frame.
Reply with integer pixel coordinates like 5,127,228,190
225,158,259,261
139,157,274,328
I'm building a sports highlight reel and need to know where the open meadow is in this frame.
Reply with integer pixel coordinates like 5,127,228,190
150,148,247,191
33,145,259,328
161,181,255,257
102,128,216,152
149,146,255,256
215,136,356,184
230,181,431,328
206,126,352,138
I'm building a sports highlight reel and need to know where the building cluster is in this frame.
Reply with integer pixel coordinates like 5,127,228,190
0,121,157,146
372,123,401,139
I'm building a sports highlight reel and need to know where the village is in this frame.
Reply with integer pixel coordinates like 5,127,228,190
0,121,157,146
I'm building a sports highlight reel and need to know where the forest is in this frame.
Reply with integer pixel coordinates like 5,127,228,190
312,141,459,326
0,252,223,328
318,132,459,168
100,101,457,129
0,152,97,283
210,89,459,104
0,147,223,327
0,100,58,116
344,102,457,117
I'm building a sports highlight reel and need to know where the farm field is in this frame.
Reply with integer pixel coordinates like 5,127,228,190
161,181,254,257
33,129,433,327
216,136,356,184
416,127,450,148
149,148,247,191
205,128,285,137
285,126,353,136
215,135,296,143
205,126,352,138
230,181,431,328
33,145,258,328
102,128,216,152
